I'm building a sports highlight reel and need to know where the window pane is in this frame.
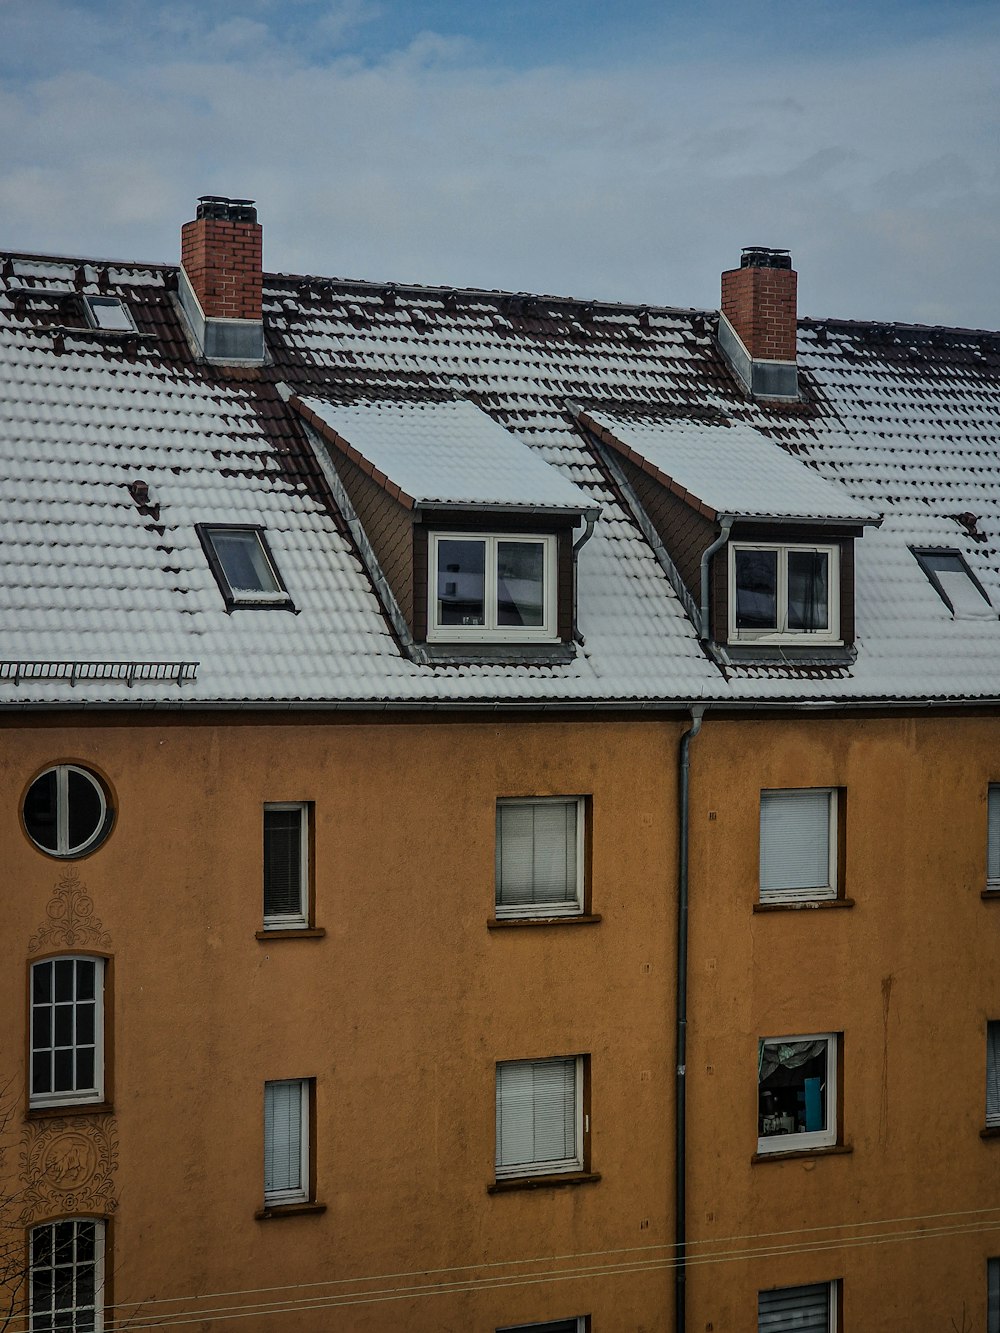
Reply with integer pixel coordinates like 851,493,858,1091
497,541,545,628
989,1257,1000,1333
758,1040,829,1140
264,808,304,920
212,531,279,594
66,769,103,853
24,770,58,851
54,960,76,1002
758,1281,831,1331
787,550,829,631
735,549,777,630
437,539,486,627
88,296,135,331
33,961,53,1003
496,802,578,909
760,791,832,896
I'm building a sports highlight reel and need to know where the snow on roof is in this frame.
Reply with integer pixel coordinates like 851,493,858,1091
2,249,1000,707
581,408,879,525
295,397,597,511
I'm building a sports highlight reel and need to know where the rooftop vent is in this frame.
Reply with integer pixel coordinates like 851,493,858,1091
740,247,793,271
196,196,258,224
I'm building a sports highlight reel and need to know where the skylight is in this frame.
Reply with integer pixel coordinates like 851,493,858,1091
84,296,137,333
913,548,995,619
197,525,292,610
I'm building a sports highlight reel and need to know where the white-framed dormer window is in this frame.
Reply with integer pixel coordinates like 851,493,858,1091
495,1056,584,1180
84,294,137,333
757,1034,837,1155
759,789,838,904
730,543,840,645
429,533,557,642
264,1079,310,1206
758,1280,837,1331
263,803,310,929
495,798,584,919
30,956,105,1108
197,524,292,610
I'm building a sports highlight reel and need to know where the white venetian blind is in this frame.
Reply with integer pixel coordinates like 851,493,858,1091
264,807,304,920
760,790,833,898
988,1024,1000,1127
264,1080,303,1199
988,786,1000,885
758,1282,831,1332
496,800,578,910
496,1058,578,1175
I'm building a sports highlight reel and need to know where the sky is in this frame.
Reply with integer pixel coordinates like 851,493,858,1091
1,0,999,327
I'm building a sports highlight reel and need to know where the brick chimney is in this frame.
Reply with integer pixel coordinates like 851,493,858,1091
178,196,264,362
717,247,798,401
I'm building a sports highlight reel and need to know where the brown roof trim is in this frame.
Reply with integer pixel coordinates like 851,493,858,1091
576,410,719,522
287,394,416,509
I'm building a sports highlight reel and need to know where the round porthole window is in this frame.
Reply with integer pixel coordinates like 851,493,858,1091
23,765,113,858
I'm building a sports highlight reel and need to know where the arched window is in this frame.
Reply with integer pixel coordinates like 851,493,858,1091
29,1218,105,1331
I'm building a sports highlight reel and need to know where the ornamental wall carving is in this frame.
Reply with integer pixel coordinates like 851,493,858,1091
28,869,112,954
18,1116,119,1223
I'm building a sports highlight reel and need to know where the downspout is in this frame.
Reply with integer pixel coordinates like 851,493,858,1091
699,517,734,640
676,704,705,1333
572,513,597,645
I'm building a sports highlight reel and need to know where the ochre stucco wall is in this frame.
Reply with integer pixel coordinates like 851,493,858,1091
1,711,998,1330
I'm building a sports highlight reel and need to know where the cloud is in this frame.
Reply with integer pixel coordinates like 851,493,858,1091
0,3,998,326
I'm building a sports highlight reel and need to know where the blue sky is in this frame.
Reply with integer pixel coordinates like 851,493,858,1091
1,0,999,326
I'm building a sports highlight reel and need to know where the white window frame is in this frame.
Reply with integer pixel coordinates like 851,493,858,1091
988,785,1000,890
729,542,841,645
757,1033,837,1155
757,1279,836,1331
495,1055,584,1180
29,1218,106,1333
987,1022,1000,1129
263,803,310,929
23,764,111,859
84,294,137,333
759,788,838,904
495,797,585,919
264,1078,310,1206
29,956,105,1109
428,532,558,643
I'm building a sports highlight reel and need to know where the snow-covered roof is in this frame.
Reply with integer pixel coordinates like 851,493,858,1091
2,247,1000,708
295,396,597,511
580,408,879,525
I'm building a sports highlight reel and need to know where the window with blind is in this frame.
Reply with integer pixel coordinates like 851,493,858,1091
987,1023,1000,1129
264,1079,310,1205
760,789,838,903
988,786,1000,889
29,1218,105,1332
263,804,309,928
758,1280,836,1331
30,957,105,1108
758,1035,837,1154
495,1057,583,1179
495,798,584,918
989,1258,1000,1333
497,1321,587,1332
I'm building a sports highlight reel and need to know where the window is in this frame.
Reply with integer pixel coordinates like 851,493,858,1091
22,765,113,859
758,1280,836,1331
730,543,840,644
913,548,994,618
263,804,310,928
497,1322,587,1332
29,1219,105,1332
757,1035,837,1154
495,1057,583,1180
30,958,104,1108
989,1257,1000,1333
495,798,584,918
429,533,556,641
84,294,137,333
987,1022,1000,1129
760,789,838,904
198,525,291,609
988,786,1000,889
264,1079,310,1206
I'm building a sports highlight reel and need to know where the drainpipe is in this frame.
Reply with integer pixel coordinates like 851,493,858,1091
676,704,705,1333
699,517,734,641
572,512,598,644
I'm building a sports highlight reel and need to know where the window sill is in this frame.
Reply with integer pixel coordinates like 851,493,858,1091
980,1126,1000,1139
27,1101,113,1120
255,928,326,941
754,898,854,914
255,1201,327,1221
981,888,1000,900
488,1171,600,1195
488,914,602,930
752,1144,851,1165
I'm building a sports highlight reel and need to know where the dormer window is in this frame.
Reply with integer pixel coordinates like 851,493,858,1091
84,295,137,333
429,533,556,641
730,543,840,644
912,548,994,618
197,524,292,610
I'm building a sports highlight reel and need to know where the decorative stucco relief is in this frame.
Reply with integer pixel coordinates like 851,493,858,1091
19,1116,119,1222
28,869,112,954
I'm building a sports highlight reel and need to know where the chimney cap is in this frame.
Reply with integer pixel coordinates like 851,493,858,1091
740,246,792,271
196,196,258,223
